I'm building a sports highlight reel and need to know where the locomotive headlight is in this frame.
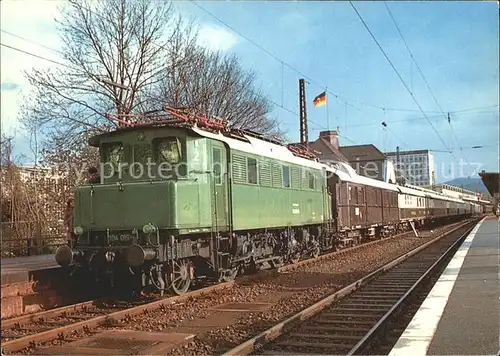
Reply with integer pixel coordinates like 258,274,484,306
74,226,84,235
142,223,157,234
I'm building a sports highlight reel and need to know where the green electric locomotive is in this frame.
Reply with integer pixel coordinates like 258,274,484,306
55,109,333,294
55,108,481,295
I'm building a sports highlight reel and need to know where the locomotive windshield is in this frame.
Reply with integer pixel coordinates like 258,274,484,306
156,137,182,165
103,142,124,171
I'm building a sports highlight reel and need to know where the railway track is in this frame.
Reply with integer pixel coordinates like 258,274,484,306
0,282,234,354
223,218,480,356
0,219,471,355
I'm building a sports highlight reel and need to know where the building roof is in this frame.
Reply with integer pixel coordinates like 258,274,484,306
339,144,385,162
311,137,348,162
385,149,432,156
431,183,478,196
479,171,500,196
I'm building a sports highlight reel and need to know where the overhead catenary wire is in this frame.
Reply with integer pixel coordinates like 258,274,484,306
188,0,452,116
0,29,65,56
4,10,495,148
384,2,472,167
188,1,494,151
4,17,497,121
1,40,357,144
0,42,75,70
384,3,447,117
349,1,457,161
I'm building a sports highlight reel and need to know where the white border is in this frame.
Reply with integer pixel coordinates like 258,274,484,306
388,217,487,356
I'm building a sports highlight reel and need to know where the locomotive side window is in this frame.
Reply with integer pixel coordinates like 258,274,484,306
247,157,258,184
283,166,291,188
155,137,182,165
308,171,315,190
102,142,124,172
213,148,222,185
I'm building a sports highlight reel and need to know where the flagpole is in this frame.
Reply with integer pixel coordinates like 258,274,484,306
326,87,330,130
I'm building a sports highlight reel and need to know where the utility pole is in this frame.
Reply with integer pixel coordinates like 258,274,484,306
396,145,400,179
299,79,308,145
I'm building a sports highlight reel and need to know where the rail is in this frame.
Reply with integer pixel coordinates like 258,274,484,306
221,218,479,355
346,220,476,355
0,218,476,355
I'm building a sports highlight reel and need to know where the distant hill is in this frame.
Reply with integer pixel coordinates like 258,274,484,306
443,177,490,196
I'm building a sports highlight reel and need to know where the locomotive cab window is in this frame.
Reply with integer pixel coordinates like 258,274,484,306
102,142,124,172
247,157,258,184
155,137,182,165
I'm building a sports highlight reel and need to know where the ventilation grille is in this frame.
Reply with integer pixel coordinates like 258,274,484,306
232,154,247,184
259,160,272,186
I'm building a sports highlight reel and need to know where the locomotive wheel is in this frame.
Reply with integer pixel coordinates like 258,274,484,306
170,260,191,295
290,253,301,264
270,257,283,269
221,267,238,282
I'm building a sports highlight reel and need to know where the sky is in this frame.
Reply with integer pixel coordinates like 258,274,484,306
1,0,499,183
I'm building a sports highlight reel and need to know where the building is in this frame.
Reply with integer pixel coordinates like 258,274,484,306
339,144,387,181
429,183,480,201
307,131,393,182
385,149,435,187
308,130,349,164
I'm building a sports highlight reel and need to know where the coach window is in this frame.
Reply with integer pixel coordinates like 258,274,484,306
283,166,290,188
247,157,258,184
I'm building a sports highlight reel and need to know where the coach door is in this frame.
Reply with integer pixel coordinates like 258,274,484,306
327,174,343,230
210,143,229,231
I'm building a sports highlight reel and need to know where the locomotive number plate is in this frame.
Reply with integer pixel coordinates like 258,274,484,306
109,234,134,243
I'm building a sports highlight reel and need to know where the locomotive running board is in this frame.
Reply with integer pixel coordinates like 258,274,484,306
409,221,419,237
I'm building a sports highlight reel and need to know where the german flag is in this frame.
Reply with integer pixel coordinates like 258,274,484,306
313,91,327,107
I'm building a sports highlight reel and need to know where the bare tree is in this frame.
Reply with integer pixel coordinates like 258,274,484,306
143,43,283,136
21,0,196,143
0,135,68,256
22,0,283,142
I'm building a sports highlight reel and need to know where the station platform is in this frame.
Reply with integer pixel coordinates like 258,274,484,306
1,254,59,285
390,216,500,356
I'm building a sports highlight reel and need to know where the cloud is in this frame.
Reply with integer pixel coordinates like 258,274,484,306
197,24,239,52
278,11,319,45
0,0,63,134
1,80,20,91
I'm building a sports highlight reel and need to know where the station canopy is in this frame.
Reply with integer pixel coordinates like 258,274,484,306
479,171,500,196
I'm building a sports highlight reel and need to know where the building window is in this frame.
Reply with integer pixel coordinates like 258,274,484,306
247,157,258,184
